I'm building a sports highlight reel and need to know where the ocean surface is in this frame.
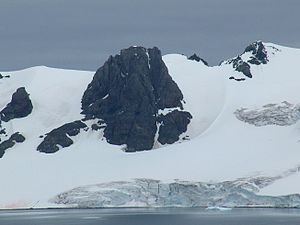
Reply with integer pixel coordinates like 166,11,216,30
0,208,299,225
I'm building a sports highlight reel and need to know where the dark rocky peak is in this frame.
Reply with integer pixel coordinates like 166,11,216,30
244,41,268,65
0,87,33,122
188,54,209,66
81,46,192,152
82,46,183,114
225,41,271,79
118,46,150,74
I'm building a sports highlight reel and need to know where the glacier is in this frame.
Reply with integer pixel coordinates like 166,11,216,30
52,164,300,208
52,176,300,208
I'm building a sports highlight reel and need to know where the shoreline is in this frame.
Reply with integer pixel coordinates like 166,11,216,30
1,205,300,211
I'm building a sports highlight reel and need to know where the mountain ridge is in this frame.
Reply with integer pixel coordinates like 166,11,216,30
1,41,300,209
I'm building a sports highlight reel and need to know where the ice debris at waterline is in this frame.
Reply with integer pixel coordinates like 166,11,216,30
52,177,300,208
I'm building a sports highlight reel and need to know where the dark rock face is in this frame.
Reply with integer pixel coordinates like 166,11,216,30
37,120,87,154
0,128,5,135
82,46,192,152
232,57,252,78
188,54,209,66
0,118,5,135
158,110,192,145
0,132,25,158
244,41,268,65
0,87,33,122
0,73,3,79
227,41,270,80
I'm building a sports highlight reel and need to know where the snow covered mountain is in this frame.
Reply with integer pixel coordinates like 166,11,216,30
1,41,300,209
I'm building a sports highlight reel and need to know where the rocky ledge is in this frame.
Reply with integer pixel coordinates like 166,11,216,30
37,120,88,154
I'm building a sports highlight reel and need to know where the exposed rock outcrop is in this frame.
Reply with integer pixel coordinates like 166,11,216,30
158,110,192,145
225,41,272,79
0,87,33,122
0,132,25,158
81,46,192,152
37,120,87,154
244,41,268,65
188,54,209,66
229,76,246,82
0,73,9,79
232,57,252,78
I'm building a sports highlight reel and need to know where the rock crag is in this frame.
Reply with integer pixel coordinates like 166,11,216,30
81,46,192,152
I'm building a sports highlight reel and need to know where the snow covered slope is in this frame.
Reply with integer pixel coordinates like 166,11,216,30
1,41,300,208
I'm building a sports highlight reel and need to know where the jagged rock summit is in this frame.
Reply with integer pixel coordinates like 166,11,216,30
81,46,192,152
244,40,269,65
188,53,209,66
225,41,277,80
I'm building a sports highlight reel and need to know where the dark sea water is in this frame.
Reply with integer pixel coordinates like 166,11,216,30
0,208,300,225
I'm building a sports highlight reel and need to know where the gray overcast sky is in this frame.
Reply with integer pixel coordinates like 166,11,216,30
0,0,300,71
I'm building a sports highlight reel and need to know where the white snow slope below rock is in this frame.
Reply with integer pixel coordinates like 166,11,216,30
1,42,300,208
